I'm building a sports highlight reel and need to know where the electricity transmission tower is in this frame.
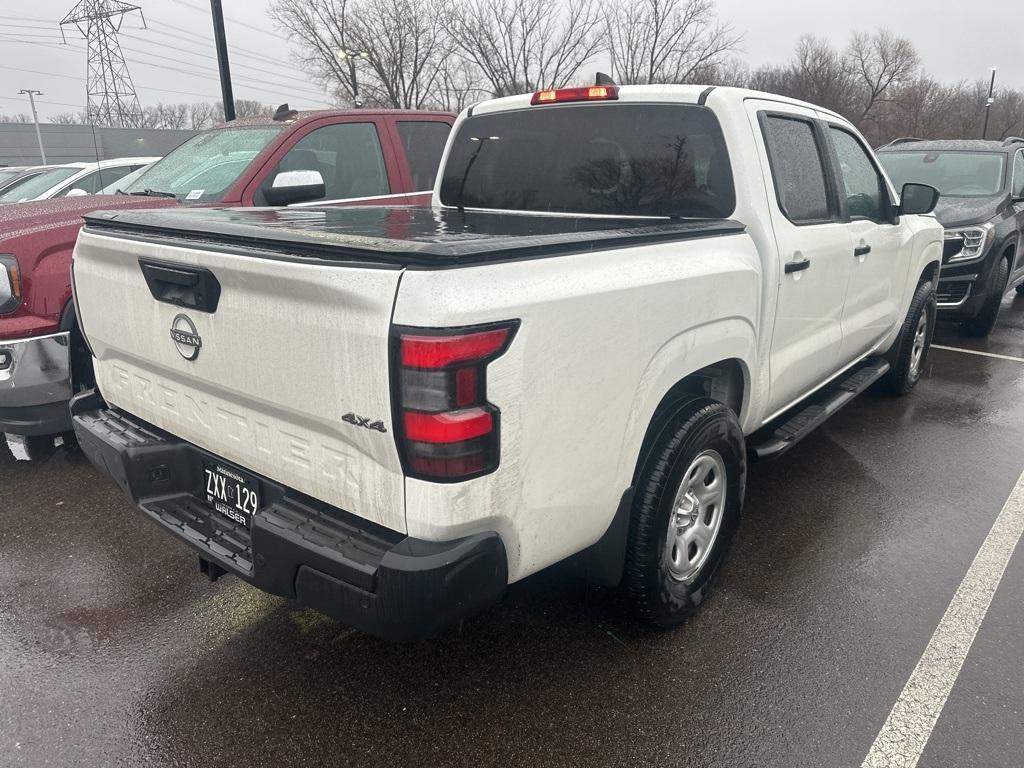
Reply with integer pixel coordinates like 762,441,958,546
60,1,146,128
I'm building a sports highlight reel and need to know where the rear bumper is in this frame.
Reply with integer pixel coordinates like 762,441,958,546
70,391,508,641
0,332,73,436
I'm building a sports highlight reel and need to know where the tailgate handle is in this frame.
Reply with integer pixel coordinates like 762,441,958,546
139,260,221,313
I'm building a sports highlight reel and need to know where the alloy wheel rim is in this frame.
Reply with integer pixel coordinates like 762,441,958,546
665,449,727,582
909,310,929,378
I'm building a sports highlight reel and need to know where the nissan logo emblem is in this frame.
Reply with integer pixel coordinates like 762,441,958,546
170,314,202,361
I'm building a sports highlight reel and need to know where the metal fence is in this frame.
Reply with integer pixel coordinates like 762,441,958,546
0,123,196,166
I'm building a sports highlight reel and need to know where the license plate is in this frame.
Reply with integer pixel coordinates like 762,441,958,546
201,460,260,527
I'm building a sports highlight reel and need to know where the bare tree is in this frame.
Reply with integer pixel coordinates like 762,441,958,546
189,102,216,130
1,113,35,124
747,35,858,117
603,0,740,85
434,57,491,111
448,0,604,95
271,0,363,106
271,0,455,109
47,112,88,124
845,29,919,123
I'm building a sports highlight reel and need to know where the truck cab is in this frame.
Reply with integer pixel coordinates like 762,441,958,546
877,137,1024,335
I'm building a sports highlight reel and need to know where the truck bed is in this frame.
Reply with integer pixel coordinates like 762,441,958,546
82,206,745,268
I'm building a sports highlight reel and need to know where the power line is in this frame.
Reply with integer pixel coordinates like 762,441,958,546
141,15,312,76
120,26,314,80
114,33,324,92
0,62,330,108
0,94,83,109
171,0,286,40
0,24,316,88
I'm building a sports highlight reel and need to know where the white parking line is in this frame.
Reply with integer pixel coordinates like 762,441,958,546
861,468,1024,768
931,344,1024,364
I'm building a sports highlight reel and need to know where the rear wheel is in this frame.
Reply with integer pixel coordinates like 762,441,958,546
624,397,745,628
883,280,936,396
961,258,1010,337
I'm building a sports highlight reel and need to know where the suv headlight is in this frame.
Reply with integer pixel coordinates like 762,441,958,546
944,223,995,263
0,254,22,314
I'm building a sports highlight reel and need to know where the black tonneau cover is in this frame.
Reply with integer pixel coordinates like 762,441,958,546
83,206,745,268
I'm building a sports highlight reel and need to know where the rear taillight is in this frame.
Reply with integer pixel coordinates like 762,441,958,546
393,321,518,482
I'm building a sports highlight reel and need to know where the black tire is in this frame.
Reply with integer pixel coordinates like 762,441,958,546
623,397,746,628
883,280,936,396
961,258,1010,337
4,433,57,462
1015,283,1024,296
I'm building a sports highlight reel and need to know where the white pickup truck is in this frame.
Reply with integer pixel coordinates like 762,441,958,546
70,85,943,640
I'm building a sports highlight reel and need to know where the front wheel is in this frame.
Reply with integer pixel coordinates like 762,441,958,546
961,258,1010,337
883,280,936,396
623,397,746,628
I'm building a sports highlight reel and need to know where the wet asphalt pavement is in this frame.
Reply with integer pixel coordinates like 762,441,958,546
2,295,1023,768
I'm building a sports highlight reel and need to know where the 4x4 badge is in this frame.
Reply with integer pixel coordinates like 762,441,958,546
343,412,387,433
170,314,202,361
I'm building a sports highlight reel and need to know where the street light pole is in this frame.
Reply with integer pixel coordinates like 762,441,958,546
18,89,47,164
982,67,997,140
210,0,235,121
335,49,368,108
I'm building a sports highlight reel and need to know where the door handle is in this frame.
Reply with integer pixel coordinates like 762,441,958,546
854,245,872,257
139,259,222,313
785,258,811,274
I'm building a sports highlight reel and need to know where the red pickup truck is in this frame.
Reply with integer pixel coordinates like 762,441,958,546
0,108,453,452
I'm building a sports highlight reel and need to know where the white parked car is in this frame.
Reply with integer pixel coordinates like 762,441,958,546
0,157,159,203
70,85,943,640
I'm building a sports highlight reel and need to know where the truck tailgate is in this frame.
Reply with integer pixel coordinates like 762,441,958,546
72,228,407,533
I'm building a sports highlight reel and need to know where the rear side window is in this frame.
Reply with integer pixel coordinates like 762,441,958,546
439,103,735,218
761,115,831,224
397,121,451,191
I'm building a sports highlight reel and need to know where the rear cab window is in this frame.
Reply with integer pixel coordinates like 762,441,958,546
439,103,735,218
760,114,834,224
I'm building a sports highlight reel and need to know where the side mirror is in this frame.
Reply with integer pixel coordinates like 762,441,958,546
899,182,939,215
64,188,89,197
264,169,325,206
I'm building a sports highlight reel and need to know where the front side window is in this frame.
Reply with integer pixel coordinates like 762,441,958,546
268,122,390,203
121,125,283,203
1012,151,1024,198
0,166,79,203
57,165,135,196
761,114,832,224
439,103,735,218
878,150,1005,198
829,127,888,222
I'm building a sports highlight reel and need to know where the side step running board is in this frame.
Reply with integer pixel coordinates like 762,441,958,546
748,357,890,461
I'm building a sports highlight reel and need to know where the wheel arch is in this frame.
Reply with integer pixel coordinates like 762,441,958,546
563,321,755,588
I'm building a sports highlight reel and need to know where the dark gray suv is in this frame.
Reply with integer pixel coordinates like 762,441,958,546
878,137,1024,336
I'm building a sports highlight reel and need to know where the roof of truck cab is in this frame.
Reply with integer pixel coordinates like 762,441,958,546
877,139,1021,153
82,205,746,268
467,84,846,123
209,109,454,129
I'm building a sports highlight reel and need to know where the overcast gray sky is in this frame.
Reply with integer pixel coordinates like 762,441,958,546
1,0,1019,120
